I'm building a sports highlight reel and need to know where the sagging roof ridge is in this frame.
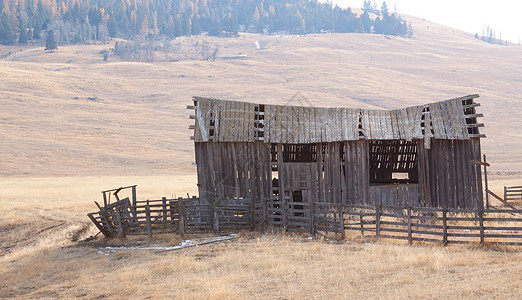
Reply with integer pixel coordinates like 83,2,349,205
189,94,483,145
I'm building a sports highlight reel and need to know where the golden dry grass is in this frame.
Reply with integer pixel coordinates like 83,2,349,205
1,175,521,299
0,233,520,299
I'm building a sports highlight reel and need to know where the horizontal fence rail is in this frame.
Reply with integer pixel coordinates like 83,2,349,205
88,194,522,246
505,186,522,202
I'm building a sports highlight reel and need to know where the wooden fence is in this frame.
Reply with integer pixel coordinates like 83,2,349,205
88,195,522,246
88,196,254,238
264,198,522,246
505,186,522,202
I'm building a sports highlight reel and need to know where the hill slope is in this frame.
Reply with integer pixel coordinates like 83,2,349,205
1,15,521,177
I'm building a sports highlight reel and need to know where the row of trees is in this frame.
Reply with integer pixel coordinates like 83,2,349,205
474,26,510,46
0,0,410,46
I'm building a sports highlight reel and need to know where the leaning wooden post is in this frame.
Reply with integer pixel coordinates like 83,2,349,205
375,203,381,241
442,207,448,246
338,203,345,240
177,197,185,238
478,208,485,246
407,206,412,245
146,200,152,239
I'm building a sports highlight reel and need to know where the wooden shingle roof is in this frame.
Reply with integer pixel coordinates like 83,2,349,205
189,94,484,146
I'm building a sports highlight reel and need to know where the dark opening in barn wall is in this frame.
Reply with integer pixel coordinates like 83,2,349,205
282,143,318,162
369,140,419,184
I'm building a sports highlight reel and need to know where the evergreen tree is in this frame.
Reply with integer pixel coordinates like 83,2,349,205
0,12,15,45
18,25,28,44
45,29,57,51
381,1,389,16
33,21,41,39
363,1,372,13
108,14,118,38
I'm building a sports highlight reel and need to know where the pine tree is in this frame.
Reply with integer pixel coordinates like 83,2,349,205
0,12,15,45
18,25,28,44
108,14,118,38
381,1,389,16
33,21,41,39
45,29,57,51
363,1,372,13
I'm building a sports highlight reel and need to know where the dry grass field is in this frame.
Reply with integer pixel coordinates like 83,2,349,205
1,14,522,298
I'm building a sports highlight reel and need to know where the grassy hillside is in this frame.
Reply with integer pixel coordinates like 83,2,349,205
1,15,521,178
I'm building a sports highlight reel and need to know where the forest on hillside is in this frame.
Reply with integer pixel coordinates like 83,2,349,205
0,0,410,46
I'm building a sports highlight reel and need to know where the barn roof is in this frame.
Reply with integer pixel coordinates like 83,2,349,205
189,94,484,145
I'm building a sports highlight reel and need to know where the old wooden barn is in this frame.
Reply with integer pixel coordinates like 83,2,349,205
189,94,485,210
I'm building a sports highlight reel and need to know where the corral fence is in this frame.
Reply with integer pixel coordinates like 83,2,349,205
505,186,522,202
88,188,522,246
88,196,260,239
265,196,522,246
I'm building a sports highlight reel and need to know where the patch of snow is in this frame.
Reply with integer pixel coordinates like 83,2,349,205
96,235,237,255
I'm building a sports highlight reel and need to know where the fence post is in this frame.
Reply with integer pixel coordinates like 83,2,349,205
282,194,287,233
442,207,448,246
376,203,381,241
213,203,219,234
131,186,137,207
483,154,489,209
338,203,345,240
478,209,485,246
115,206,125,239
250,198,255,230
310,201,315,236
407,206,412,245
504,186,507,203
162,197,167,222
177,197,185,238
360,211,365,237
146,200,152,239
103,192,108,207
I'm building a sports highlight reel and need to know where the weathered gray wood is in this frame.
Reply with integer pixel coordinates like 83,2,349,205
146,200,152,238
87,213,112,238
407,207,412,245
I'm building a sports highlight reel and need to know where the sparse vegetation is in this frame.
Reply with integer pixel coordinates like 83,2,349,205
475,25,512,46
